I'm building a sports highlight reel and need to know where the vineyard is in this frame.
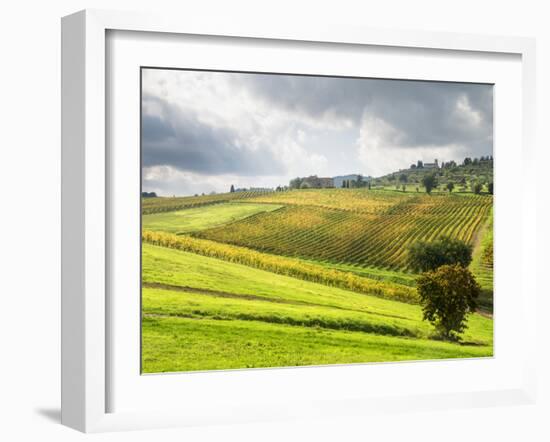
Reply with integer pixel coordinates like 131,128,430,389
196,191,493,271
141,187,494,373
142,230,417,303
241,188,409,214
142,190,273,214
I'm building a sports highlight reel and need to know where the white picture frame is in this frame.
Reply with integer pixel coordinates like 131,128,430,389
61,9,537,433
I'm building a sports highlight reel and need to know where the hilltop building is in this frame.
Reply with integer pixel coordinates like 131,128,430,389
412,159,439,170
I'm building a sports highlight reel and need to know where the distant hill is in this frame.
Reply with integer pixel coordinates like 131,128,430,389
374,157,493,193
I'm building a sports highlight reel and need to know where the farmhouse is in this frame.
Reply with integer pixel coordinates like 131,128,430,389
302,175,335,188
318,177,335,188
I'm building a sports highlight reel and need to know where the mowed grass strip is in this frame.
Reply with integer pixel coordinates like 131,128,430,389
142,244,493,346
302,260,418,287
142,315,493,373
142,202,283,234
471,209,493,291
143,286,421,337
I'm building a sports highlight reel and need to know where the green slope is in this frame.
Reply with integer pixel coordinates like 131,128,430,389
143,316,493,373
142,244,493,373
142,202,282,234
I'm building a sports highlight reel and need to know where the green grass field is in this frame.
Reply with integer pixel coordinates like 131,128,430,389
141,188,494,373
143,316,492,373
143,202,283,234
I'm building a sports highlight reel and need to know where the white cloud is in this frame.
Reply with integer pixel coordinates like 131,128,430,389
356,114,465,177
454,94,483,127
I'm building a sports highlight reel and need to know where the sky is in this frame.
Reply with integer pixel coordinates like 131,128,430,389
141,68,493,196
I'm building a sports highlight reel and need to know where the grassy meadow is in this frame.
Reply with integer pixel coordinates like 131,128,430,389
141,188,494,373
143,202,283,234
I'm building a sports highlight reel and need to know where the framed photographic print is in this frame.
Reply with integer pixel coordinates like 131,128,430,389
140,68,494,373
61,9,537,432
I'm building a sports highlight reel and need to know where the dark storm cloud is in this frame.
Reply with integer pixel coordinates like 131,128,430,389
142,94,286,176
241,74,493,154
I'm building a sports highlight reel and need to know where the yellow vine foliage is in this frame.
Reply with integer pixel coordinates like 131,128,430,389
142,230,418,304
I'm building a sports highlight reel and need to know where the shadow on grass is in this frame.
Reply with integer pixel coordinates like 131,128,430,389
428,332,487,347
458,341,486,347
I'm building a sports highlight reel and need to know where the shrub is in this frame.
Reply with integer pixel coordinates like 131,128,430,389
408,236,473,272
417,264,480,340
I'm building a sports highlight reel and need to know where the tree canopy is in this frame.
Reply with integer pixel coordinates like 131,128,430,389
421,174,438,194
472,182,483,194
289,177,303,189
407,236,473,272
416,264,480,340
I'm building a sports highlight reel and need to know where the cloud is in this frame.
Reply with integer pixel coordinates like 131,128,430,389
245,75,492,151
142,94,286,176
141,69,493,195
356,114,467,176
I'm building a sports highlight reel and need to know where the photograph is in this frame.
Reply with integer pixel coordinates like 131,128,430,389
140,68,494,373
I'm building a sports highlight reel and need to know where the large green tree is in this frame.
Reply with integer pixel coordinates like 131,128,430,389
416,264,480,340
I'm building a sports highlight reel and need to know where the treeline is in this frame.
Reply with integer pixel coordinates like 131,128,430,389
142,230,418,304
409,156,493,170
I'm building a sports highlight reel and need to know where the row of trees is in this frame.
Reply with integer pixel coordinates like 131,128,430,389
340,176,371,189
232,176,491,196
420,174,493,195
463,156,493,166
